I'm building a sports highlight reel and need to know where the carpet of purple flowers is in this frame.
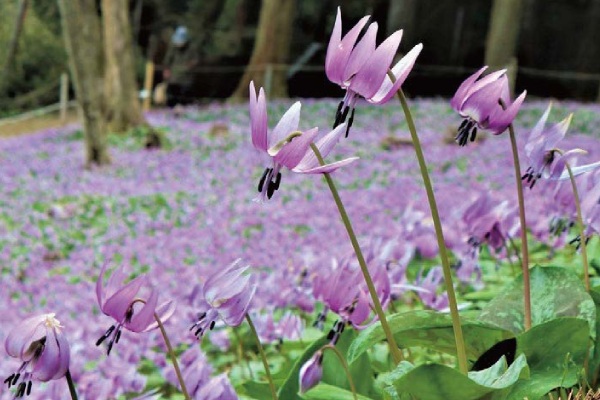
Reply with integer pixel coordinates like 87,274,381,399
1,98,599,399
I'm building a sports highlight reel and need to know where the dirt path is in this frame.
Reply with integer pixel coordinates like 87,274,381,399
0,109,79,138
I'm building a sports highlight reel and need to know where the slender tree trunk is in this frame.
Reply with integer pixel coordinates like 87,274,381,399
485,0,523,93
58,0,110,166
231,0,296,99
102,0,147,133
0,0,29,94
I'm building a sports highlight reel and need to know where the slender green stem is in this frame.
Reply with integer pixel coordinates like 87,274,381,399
310,143,404,365
233,327,255,379
245,314,278,400
154,313,191,400
322,345,358,400
65,369,78,400
394,87,468,374
562,158,591,291
507,124,532,330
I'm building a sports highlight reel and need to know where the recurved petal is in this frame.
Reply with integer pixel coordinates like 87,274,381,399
368,43,423,104
349,28,403,99
524,103,552,155
341,23,378,85
142,300,176,332
557,159,600,180
295,157,359,174
270,102,302,146
294,123,346,171
204,260,250,302
5,314,47,359
102,275,146,321
450,66,487,111
488,90,526,134
128,287,158,332
249,81,268,152
459,79,504,125
96,261,112,307
273,127,319,169
219,277,257,326
53,331,70,381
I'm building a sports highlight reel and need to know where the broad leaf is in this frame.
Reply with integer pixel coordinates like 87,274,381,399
301,383,374,400
479,266,595,336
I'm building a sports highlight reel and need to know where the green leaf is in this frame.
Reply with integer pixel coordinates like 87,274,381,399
300,383,374,400
587,289,600,383
479,266,595,336
347,310,513,364
241,381,273,400
382,354,528,400
503,317,589,399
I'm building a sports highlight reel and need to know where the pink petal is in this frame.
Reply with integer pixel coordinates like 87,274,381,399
273,128,319,169
96,261,111,308
349,28,403,99
294,123,346,171
450,66,487,111
368,43,423,104
5,315,47,359
128,287,158,332
488,90,526,134
524,103,552,156
460,79,504,125
249,81,268,152
270,102,301,147
295,157,359,174
341,23,378,85
102,275,146,322
142,300,176,332
31,329,61,382
220,279,257,326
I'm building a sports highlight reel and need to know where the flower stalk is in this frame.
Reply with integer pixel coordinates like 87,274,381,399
392,79,468,374
245,314,278,400
560,156,591,291
507,123,532,330
309,143,404,365
65,370,78,400
154,313,191,400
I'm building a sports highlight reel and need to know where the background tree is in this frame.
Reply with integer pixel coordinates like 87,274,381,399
102,0,147,133
58,0,110,166
231,0,296,99
386,0,417,49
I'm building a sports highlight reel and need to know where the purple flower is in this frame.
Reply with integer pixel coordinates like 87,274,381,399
326,7,422,136
451,66,526,146
196,373,238,400
582,180,600,238
190,259,256,340
250,81,358,201
4,313,70,397
299,351,323,394
95,263,176,355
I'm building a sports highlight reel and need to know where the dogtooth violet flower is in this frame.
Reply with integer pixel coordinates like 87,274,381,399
299,350,324,394
4,313,70,398
190,259,256,340
326,7,423,136
451,66,526,146
96,262,176,355
250,81,358,201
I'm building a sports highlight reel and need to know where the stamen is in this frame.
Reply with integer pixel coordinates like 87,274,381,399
26,380,32,396
333,101,344,128
258,168,270,193
345,108,355,138
273,172,281,190
16,381,26,397
96,325,115,346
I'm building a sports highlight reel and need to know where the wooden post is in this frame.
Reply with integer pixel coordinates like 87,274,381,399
142,60,154,111
59,72,69,124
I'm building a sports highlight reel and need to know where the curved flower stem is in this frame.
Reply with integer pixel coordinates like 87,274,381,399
560,156,590,291
394,87,468,374
322,345,358,400
65,369,79,400
310,143,404,365
154,313,191,400
245,313,278,400
507,124,532,330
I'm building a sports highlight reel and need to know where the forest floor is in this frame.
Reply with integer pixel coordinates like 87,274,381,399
0,108,78,138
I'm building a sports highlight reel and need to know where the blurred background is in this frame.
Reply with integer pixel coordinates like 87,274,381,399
1,0,600,119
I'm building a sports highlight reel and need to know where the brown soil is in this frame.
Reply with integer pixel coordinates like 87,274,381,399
0,109,79,138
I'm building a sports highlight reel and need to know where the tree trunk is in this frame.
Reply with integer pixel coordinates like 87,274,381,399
230,0,296,99
58,0,110,166
386,0,418,50
0,0,29,94
102,0,147,133
485,0,523,93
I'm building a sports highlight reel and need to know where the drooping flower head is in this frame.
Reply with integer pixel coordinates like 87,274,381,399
326,7,423,136
299,350,323,394
522,103,600,188
190,259,256,340
95,263,176,355
451,66,526,146
4,313,70,398
249,81,358,201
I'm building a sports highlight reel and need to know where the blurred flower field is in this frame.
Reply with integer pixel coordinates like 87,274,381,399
1,98,600,399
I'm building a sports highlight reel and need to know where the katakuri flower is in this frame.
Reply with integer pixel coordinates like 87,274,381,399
250,81,358,201
96,263,176,355
522,103,600,188
326,7,423,136
451,66,526,146
190,259,256,340
4,313,70,398
299,350,323,394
